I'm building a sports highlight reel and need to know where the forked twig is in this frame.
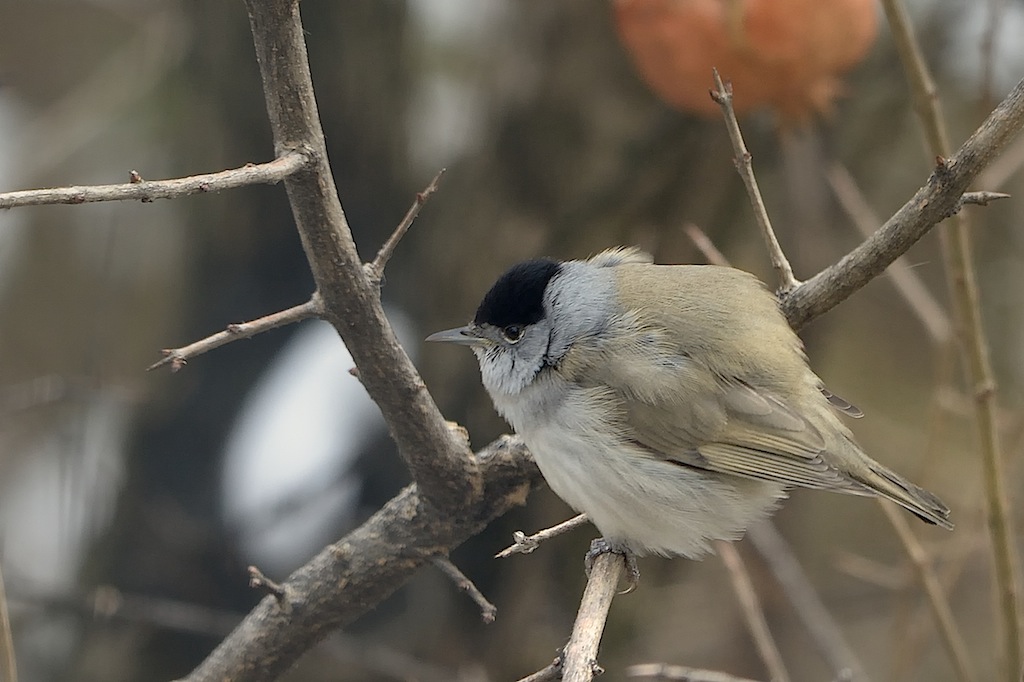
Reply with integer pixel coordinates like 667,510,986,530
496,514,590,558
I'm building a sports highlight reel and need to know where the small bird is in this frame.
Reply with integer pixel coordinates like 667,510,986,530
428,247,952,559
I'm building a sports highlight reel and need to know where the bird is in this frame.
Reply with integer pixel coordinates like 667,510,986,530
428,247,952,559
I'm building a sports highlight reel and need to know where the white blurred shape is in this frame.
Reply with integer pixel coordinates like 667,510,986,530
0,395,127,589
221,312,416,575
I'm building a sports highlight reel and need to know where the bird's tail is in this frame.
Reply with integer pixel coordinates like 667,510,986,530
859,463,953,530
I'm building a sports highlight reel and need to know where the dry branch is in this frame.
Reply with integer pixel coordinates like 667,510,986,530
149,296,323,372
561,551,626,682
496,513,590,558
709,70,799,292
179,436,540,682
0,152,310,209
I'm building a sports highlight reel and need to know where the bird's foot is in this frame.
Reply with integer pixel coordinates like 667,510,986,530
585,537,640,594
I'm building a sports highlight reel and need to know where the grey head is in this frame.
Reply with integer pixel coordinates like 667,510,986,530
427,256,618,397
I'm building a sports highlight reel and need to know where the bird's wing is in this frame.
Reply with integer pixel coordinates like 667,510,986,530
820,385,864,418
623,377,869,493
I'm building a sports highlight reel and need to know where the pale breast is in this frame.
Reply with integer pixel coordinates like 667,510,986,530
496,372,786,558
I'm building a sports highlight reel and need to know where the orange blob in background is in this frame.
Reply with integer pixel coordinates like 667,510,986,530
614,0,879,124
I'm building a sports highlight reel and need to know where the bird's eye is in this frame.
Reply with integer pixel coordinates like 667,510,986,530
502,324,524,343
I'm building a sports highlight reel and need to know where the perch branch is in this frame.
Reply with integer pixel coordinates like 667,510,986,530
430,556,497,623
0,151,310,209
561,551,625,682
365,168,446,285
710,69,799,292
148,295,323,372
715,542,791,682
881,1,1023,677
496,514,590,558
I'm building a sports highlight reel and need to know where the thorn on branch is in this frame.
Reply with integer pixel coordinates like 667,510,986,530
430,556,496,623
248,566,290,612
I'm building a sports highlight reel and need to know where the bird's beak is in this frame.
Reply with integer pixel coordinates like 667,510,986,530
425,325,485,346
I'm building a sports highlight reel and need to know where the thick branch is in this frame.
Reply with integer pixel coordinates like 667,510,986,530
0,152,310,209
782,75,1024,329
179,436,540,682
243,0,481,511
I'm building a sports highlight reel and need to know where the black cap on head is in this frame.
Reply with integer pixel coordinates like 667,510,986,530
474,259,562,328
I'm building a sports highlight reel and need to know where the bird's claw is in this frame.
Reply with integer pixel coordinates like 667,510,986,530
585,537,640,593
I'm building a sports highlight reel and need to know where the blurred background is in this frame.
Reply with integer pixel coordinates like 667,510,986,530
0,1,1022,680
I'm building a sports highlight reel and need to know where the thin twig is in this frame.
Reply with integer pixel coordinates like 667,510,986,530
516,659,563,682
0,565,16,682
628,663,763,682
746,523,870,682
709,69,799,293
148,295,323,372
496,514,590,558
247,566,290,612
980,0,1006,109
430,556,497,623
561,550,625,682
364,169,446,284
683,223,731,267
881,1,1023,677
878,502,977,682
825,163,952,344
715,542,791,682
0,151,310,209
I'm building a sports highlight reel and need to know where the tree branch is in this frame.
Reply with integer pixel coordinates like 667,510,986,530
561,551,625,682
242,0,481,514
179,435,540,682
0,152,310,209
781,74,1024,330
